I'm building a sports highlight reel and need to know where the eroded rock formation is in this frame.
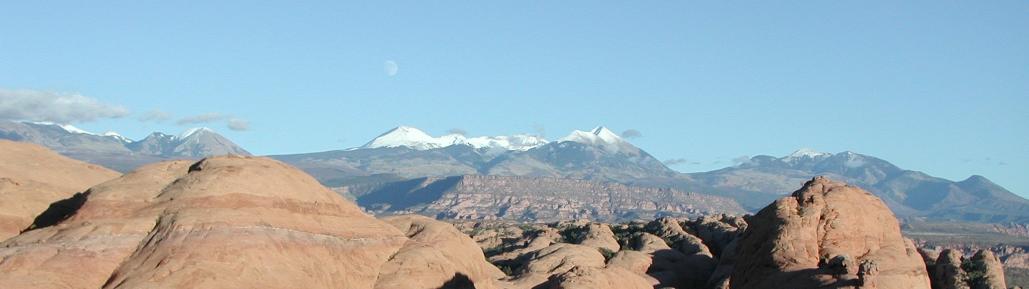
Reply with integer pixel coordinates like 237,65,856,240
728,176,931,289
374,215,505,289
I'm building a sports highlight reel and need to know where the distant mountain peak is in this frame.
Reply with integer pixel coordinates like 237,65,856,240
129,127,249,158
360,126,548,151
779,148,833,164
558,125,639,154
785,148,831,159
178,127,215,139
560,126,623,144
362,126,439,150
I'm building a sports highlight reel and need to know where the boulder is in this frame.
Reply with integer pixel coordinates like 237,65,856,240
488,227,561,265
543,266,654,289
374,215,504,289
511,243,606,288
606,250,652,275
574,223,620,253
728,176,931,289
685,214,746,256
522,243,606,275
626,232,716,288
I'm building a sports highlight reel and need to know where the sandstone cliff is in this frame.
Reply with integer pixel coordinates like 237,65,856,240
353,174,744,222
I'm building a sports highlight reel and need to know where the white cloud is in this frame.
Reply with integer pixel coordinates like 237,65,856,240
176,112,225,125
227,118,250,131
0,88,129,123
139,109,172,122
621,129,642,139
447,128,467,135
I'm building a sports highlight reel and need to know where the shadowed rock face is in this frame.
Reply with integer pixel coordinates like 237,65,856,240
728,176,931,289
934,249,971,289
0,156,406,289
374,215,504,289
0,140,119,241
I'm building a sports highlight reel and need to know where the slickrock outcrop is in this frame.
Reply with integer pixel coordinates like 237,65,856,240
967,250,1007,289
623,231,715,288
606,250,653,274
645,217,714,257
728,176,931,289
374,215,504,289
0,140,119,240
510,243,607,288
522,243,606,275
486,226,562,267
685,214,746,256
0,156,407,289
542,266,654,289
565,223,620,253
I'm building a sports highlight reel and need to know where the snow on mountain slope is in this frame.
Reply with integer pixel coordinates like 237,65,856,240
178,127,214,139
27,121,132,142
102,131,133,143
559,126,623,144
558,126,635,153
360,126,548,151
780,148,832,163
29,121,95,135
357,125,649,152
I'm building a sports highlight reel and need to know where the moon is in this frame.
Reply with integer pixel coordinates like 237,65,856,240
384,60,399,76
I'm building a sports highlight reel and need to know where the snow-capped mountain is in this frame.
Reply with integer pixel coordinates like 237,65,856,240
780,148,832,164
0,120,251,171
102,131,132,143
360,126,548,151
0,121,133,155
129,127,250,158
358,125,642,153
558,126,636,153
25,121,132,142
277,125,675,184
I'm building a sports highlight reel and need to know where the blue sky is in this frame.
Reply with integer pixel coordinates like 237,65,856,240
1,1,1027,196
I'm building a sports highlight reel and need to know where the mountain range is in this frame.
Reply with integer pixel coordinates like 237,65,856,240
274,126,675,185
0,121,249,171
674,150,1029,222
273,125,1029,223
2,121,1025,223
